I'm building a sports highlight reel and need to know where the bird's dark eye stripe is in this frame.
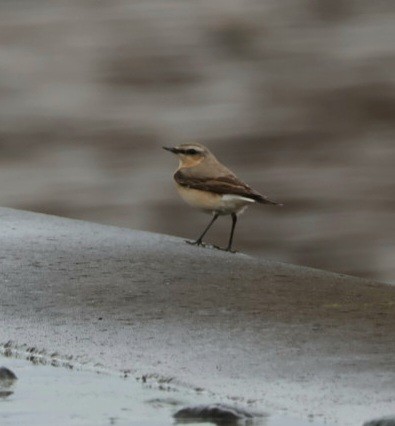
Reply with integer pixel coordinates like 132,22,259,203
178,148,199,155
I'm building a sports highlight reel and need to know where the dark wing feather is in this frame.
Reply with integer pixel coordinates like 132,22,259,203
174,170,280,205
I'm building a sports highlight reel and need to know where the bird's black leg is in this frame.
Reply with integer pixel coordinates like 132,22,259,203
187,213,219,246
225,213,238,252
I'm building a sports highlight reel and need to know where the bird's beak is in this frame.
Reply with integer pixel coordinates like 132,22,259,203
163,146,179,154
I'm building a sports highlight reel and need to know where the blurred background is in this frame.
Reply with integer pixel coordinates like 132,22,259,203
0,0,394,283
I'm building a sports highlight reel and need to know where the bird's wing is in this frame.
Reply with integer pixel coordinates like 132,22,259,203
174,170,280,205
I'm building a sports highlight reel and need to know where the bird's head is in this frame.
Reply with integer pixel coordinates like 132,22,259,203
163,143,210,168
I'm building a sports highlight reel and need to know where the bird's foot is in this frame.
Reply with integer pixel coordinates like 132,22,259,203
210,244,237,253
224,246,237,253
185,240,236,253
186,239,205,247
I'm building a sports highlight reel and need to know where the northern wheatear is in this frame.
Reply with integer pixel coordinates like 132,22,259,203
163,143,282,252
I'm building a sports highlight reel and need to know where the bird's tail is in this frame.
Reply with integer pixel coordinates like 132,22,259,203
256,195,283,206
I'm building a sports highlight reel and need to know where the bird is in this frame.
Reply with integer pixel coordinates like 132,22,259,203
163,143,282,252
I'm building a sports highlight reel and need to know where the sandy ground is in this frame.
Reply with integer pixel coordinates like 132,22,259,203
0,208,394,425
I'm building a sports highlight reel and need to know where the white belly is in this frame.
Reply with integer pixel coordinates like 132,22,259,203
176,185,254,215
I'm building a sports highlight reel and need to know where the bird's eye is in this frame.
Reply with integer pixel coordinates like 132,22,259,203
186,149,198,155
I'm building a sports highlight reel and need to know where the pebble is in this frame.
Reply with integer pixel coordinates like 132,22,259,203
174,403,256,422
0,367,17,382
364,418,395,426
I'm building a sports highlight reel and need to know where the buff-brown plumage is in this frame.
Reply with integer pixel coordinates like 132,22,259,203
163,143,282,251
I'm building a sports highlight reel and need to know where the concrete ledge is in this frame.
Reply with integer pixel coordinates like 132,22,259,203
0,208,394,425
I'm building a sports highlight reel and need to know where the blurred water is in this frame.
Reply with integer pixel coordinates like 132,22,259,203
0,356,327,426
0,0,394,282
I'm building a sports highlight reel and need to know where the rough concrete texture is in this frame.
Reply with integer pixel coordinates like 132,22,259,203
0,208,394,425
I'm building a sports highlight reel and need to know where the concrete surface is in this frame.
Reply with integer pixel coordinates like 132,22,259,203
0,208,394,425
